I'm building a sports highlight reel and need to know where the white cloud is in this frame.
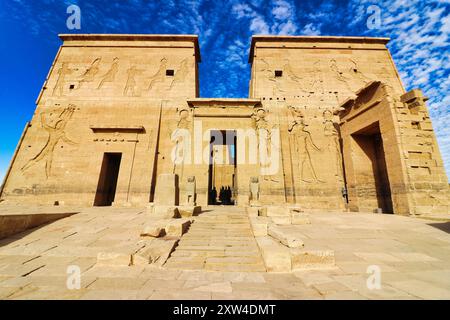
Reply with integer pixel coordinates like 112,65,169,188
250,16,270,34
301,23,321,35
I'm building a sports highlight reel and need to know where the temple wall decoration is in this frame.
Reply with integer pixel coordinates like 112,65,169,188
1,34,447,215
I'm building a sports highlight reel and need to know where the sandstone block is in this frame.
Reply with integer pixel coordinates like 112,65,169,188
266,206,290,217
268,224,304,248
140,219,169,237
270,216,291,225
246,207,260,217
256,236,291,272
177,205,201,217
291,213,311,225
132,239,178,266
148,205,180,219
290,249,335,270
154,173,179,205
165,219,192,237
249,217,268,236
96,252,131,266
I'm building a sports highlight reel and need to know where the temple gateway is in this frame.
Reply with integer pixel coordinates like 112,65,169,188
1,34,448,215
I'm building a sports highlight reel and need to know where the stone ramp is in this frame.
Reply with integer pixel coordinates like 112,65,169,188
164,206,266,272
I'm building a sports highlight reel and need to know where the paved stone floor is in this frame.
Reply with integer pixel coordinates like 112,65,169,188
0,205,450,300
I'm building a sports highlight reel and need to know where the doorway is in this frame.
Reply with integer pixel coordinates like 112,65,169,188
351,123,393,213
208,130,237,205
94,153,122,206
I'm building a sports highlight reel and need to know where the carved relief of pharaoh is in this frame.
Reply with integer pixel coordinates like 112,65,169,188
21,105,78,178
148,57,167,91
289,114,323,183
309,60,324,94
52,62,76,96
123,65,143,97
252,108,270,160
169,58,190,89
97,57,119,89
259,58,285,96
323,109,343,179
78,57,101,88
172,109,191,172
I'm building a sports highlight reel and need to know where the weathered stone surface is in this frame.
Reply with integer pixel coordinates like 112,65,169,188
256,236,291,272
140,219,169,238
291,213,311,225
164,219,191,237
177,206,201,218
96,252,132,266
249,217,268,236
291,250,336,270
133,239,178,266
0,211,77,239
268,224,304,248
148,205,180,219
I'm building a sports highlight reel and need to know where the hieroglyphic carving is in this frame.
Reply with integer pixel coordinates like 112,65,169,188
22,105,77,178
52,63,76,96
123,66,143,97
148,57,167,91
169,58,190,89
323,109,343,180
288,113,323,183
78,58,101,88
97,57,119,89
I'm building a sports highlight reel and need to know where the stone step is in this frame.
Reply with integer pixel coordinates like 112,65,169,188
164,207,265,272
206,256,262,264
205,263,266,272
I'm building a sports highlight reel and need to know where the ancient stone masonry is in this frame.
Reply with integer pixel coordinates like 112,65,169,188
0,34,448,215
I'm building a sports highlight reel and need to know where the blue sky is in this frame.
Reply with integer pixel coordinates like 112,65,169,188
0,0,449,181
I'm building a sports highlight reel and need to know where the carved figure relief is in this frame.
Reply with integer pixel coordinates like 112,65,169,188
252,108,279,182
148,57,168,91
323,109,343,179
97,57,119,89
78,58,101,88
169,58,190,89
176,109,190,129
252,108,271,162
259,59,285,96
329,58,373,93
123,65,143,97
172,109,191,174
52,63,76,96
259,59,308,96
309,60,324,94
289,116,323,183
22,105,77,178
329,59,353,92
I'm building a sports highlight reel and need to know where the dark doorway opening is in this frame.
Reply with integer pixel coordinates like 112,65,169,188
208,130,237,205
94,153,122,206
352,123,393,213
